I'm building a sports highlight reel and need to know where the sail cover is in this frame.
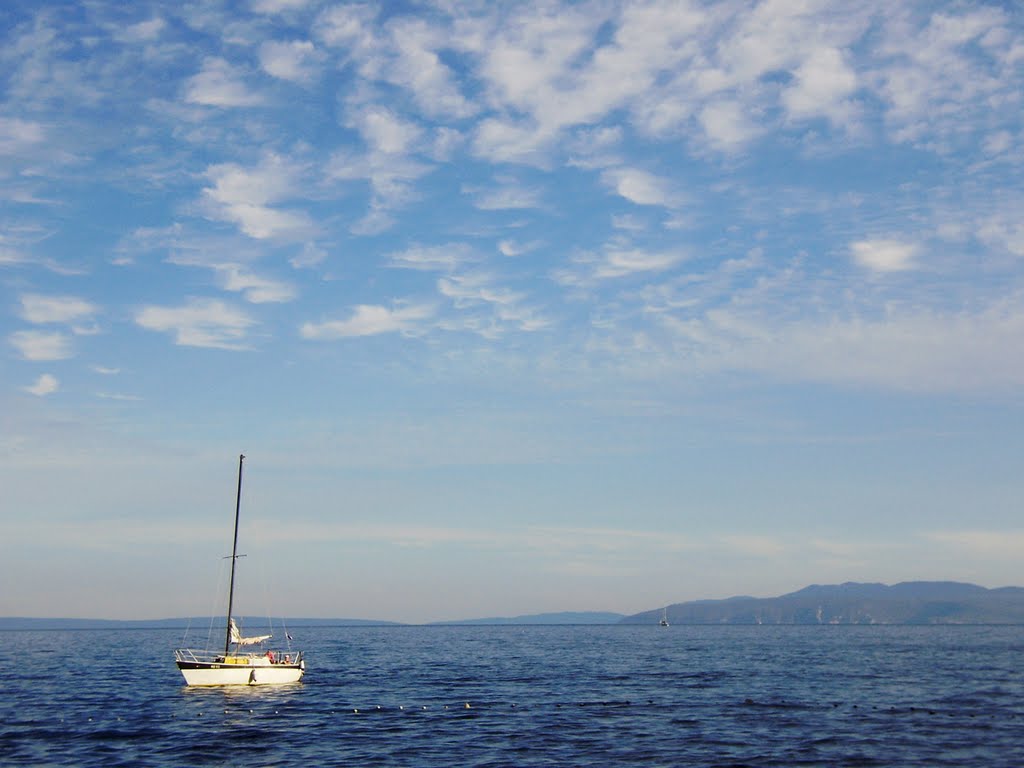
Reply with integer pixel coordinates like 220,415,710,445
229,618,272,646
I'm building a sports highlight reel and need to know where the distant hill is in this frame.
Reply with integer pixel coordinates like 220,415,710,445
622,582,1024,625
430,611,625,626
0,616,399,631
8,583,1024,628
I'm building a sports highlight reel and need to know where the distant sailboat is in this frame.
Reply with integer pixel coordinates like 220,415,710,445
659,607,670,627
174,454,305,686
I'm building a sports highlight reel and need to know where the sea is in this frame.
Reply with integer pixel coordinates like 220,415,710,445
1,624,1022,767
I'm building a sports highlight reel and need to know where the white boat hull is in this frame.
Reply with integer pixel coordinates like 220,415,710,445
176,650,304,686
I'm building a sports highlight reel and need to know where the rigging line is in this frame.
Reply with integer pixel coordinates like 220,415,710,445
204,556,230,651
257,552,274,637
245,519,278,641
281,617,294,650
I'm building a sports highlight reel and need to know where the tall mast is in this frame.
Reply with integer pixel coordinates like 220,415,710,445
224,453,245,656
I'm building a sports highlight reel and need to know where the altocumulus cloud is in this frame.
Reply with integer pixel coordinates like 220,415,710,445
851,239,919,273
9,330,73,361
19,294,98,325
24,373,59,397
300,303,436,339
134,298,256,349
184,57,265,108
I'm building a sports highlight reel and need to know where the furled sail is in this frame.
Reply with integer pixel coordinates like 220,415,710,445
229,618,272,646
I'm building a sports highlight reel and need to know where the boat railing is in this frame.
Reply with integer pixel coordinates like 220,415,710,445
175,647,303,665
175,648,221,664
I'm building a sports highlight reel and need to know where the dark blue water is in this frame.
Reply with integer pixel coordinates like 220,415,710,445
1,625,1022,766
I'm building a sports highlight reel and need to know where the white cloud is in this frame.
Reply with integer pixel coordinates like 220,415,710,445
0,117,46,155
301,302,435,339
19,294,98,324
875,6,1014,146
259,40,321,84
562,241,687,284
596,247,686,279
455,0,821,157
461,1,640,142
387,243,475,272
218,203,314,241
498,239,541,257
313,3,377,49
201,155,315,241
185,57,264,107
567,125,623,168
699,100,759,150
573,0,705,132
465,6,604,116
164,247,297,303
251,0,313,14
325,127,433,217
429,127,464,161
469,182,543,211
782,46,859,126
438,273,520,308
0,247,28,266
1,23,65,112
290,243,327,269
437,273,550,336
661,296,1024,393
9,330,72,361
611,214,648,232
601,167,677,207
116,17,165,43
217,265,297,303
373,17,476,120
349,208,396,236
134,298,256,349
203,156,296,208
850,239,918,272
472,117,556,166
983,130,1013,157
352,105,422,155
25,374,59,397
976,211,1024,259
708,1,868,92
95,391,143,401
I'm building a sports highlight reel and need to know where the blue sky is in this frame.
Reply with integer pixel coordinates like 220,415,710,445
2,0,1023,623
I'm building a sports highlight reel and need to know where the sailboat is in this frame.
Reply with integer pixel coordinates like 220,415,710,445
659,607,670,627
174,454,305,686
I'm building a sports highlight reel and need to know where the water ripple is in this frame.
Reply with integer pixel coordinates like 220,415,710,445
1,625,1023,766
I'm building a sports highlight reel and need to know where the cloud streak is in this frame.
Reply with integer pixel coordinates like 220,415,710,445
135,299,256,349
301,302,436,339
18,294,98,324
9,330,73,361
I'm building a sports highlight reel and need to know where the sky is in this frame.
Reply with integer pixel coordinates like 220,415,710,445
1,0,1023,624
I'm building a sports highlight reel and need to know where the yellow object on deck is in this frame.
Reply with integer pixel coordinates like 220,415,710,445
224,656,250,665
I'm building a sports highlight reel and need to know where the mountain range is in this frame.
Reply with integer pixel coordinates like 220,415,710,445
623,581,1024,625
3,582,1023,629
